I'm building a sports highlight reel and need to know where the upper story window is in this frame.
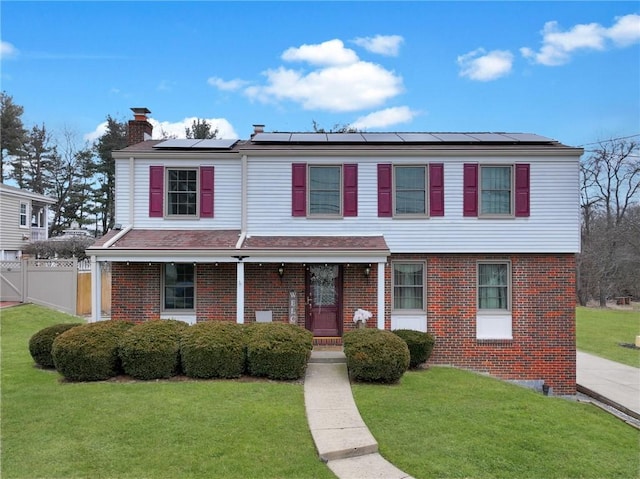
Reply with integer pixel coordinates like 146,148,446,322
464,163,529,218
480,166,512,216
163,263,195,311
477,261,510,311
309,166,341,216
149,165,214,219
292,163,358,218
392,262,425,311
167,169,198,216
19,202,28,227
394,166,427,216
378,163,444,217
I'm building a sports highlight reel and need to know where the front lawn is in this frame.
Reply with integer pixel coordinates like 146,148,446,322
577,306,640,367
353,368,640,479
0,305,333,479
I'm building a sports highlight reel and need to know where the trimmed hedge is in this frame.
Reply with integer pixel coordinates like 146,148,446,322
29,322,83,368
343,328,410,383
119,320,189,380
52,320,135,381
392,329,436,368
180,321,245,379
245,322,313,380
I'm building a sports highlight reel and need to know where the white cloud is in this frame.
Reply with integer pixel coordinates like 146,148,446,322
208,76,249,91
350,106,418,130
457,49,513,81
281,39,359,66
243,39,404,112
0,41,19,59
521,14,640,66
352,35,404,56
84,117,239,143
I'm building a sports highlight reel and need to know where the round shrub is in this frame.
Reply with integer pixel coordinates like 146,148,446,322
180,321,245,379
119,320,189,380
29,322,83,368
245,322,313,380
52,320,134,381
392,329,436,368
343,328,410,383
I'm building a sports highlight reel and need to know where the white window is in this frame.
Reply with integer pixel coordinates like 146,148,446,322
394,165,427,216
480,166,512,216
309,165,342,216
163,263,195,311
392,262,425,311
19,203,28,227
476,261,512,340
167,169,198,217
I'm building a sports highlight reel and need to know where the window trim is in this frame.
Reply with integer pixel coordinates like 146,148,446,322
307,164,343,217
478,165,514,218
476,260,511,313
162,263,196,313
166,167,199,218
393,165,428,218
19,202,28,228
391,260,426,313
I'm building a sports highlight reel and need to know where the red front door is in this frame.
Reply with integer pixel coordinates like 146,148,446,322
306,264,342,336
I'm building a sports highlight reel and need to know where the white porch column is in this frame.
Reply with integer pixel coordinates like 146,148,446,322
236,262,245,324
377,261,385,330
90,256,102,322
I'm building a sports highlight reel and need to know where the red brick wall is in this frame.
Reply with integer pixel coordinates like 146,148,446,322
110,254,576,394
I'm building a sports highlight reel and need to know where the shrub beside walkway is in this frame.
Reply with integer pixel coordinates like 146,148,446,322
304,350,414,479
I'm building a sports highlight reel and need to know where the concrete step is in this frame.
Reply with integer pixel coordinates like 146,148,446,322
310,350,346,363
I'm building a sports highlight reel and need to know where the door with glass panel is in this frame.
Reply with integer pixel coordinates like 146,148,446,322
306,264,342,336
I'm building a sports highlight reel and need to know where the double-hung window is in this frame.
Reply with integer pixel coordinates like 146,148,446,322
480,166,512,216
309,165,341,216
477,262,510,311
163,263,195,311
19,203,28,227
167,169,198,216
394,166,427,216
392,262,425,311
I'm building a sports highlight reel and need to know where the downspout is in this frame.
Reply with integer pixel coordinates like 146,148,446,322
128,157,135,226
241,154,248,233
236,154,249,325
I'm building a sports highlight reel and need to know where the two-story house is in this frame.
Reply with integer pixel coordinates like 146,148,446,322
88,109,583,394
0,183,55,260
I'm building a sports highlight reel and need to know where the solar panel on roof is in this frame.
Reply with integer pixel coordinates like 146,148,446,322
502,133,554,143
153,139,201,148
467,133,516,142
396,133,442,142
361,133,402,142
190,139,238,149
431,133,476,142
290,133,327,142
326,133,366,142
252,133,292,142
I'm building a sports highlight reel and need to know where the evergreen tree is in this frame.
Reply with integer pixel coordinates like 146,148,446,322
9,123,57,194
185,118,218,139
0,92,27,183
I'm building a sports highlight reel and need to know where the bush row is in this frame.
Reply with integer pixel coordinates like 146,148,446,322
30,320,313,382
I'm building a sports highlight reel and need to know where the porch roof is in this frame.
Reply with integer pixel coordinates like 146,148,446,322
88,229,390,263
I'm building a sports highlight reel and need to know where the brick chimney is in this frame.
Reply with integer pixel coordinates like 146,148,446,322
128,107,153,145
252,124,265,137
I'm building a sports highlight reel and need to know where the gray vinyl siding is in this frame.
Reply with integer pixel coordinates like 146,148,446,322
115,158,242,229
246,155,580,253
0,192,30,252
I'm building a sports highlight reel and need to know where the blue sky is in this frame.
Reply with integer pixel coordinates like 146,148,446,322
1,1,639,148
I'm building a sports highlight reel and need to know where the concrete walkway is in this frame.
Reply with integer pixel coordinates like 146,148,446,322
304,350,414,479
576,351,640,419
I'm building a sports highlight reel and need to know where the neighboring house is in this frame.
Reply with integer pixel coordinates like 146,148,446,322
0,183,56,260
88,109,583,394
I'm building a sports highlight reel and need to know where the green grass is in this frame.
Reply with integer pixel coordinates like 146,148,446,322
577,306,640,367
1,305,333,479
353,368,640,479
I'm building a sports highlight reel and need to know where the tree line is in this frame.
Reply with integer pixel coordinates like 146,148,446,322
1,92,638,304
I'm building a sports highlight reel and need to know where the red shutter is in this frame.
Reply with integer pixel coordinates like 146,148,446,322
463,163,478,217
377,163,392,217
429,163,444,216
292,163,307,217
515,163,530,217
343,164,358,217
149,166,164,217
200,166,214,218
